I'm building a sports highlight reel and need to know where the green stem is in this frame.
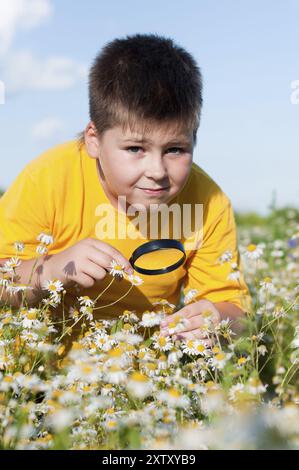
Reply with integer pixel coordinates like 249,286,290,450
93,284,134,311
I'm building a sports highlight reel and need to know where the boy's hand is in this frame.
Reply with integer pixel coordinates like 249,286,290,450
159,299,221,341
45,238,134,289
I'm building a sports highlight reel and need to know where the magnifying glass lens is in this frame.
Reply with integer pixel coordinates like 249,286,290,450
129,239,186,275
134,248,184,270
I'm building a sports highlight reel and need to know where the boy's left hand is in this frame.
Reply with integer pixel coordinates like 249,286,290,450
159,299,221,341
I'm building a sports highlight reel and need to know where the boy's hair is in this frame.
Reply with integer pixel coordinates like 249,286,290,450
77,33,203,148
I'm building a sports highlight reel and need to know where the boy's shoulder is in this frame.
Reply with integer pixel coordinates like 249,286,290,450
24,139,81,178
181,161,231,209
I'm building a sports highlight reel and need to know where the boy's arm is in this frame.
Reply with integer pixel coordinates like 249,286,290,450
182,192,252,315
160,192,253,340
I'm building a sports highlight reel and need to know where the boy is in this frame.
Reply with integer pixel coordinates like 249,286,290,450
0,33,252,341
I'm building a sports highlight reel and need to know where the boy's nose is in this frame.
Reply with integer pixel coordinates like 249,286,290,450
144,154,168,180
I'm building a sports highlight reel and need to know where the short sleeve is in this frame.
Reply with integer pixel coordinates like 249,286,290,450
182,194,252,313
0,166,51,260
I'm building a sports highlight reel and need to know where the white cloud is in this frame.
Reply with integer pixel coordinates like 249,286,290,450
0,0,52,56
0,0,87,94
4,50,88,93
32,117,65,141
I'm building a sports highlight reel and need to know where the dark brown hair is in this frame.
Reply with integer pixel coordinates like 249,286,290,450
77,33,203,148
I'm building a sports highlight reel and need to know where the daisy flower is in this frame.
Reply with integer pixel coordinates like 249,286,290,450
257,345,267,356
167,348,183,366
42,279,64,298
125,273,144,286
140,311,162,327
156,387,190,409
227,262,241,281
79,306,94,321
167,315,188,335
184,289,199,305
37,233,54,246
244,243,263,260
218,250,233,264
3,257,22,271
182,339,208,356
103,419,118,432
182,339,198,355
119,310,139,323
152,334,172,352
228,270,241,281
14,241,25,253
208,352,231,370
105,365,127,385
157,354,168,371
259,276,275,291
140,362,159,378
42,296,61,308
78,296,95,308
228,383,245,402
247,377,268,395
106,346,129,368
7,284,33,294
237,356,250,368
215,319,235,338
126,372,153,399
152,298,176,315
152,299,176,309
36,245,48,255
20,308,40,328
109,259,125,278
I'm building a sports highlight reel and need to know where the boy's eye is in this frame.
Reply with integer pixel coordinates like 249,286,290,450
126,146,184,154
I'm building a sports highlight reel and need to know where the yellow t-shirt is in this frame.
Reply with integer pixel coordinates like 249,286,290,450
0,140,252,318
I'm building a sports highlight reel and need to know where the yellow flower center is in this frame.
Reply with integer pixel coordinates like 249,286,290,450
27,312,37,320
159,354,167,362
146,363,157,371
130,372,148,383
169,388,181,398
247,244,257,252
82,365,93,374
108,347,124,358
215,353,225,361
107,420,117,429
238,357,247,365
158,337,167,346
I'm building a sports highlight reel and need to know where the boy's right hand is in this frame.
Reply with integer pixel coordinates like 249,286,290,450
45,238,134,289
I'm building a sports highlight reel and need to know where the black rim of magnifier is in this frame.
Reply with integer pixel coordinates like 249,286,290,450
129,239,186,275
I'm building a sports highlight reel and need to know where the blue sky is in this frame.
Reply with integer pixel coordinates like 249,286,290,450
0,0,298,214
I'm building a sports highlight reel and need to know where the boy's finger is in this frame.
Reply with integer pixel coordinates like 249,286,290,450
173,329,211,343
89,239,133,273
87,246,114,272
83,260,108,281
160,307,191,328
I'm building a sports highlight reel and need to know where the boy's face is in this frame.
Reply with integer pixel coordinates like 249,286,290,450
85,121,194,212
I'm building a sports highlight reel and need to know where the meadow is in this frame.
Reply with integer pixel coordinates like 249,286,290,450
0,203,298,450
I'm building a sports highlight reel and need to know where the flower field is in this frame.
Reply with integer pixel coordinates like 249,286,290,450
0,206,298,450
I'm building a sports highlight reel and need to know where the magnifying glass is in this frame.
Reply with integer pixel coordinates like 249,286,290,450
129,239,186,275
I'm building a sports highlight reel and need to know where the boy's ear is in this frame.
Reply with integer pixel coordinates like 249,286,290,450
85,122,101,159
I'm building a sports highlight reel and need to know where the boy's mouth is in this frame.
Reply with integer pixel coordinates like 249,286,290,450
138,187,170,195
